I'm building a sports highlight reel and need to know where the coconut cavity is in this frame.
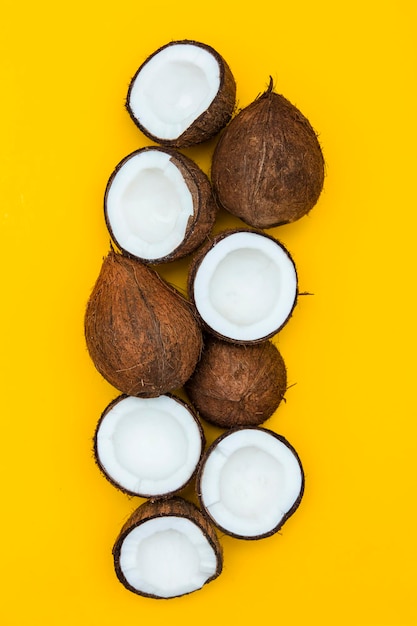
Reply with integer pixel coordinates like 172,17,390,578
188,229,298,343
211,78,325,228
113,498,223,599
105,147,217,263
94,394,204,497
84,250,203,397
126,40,236,147
197,428,304,539
185,337,287,428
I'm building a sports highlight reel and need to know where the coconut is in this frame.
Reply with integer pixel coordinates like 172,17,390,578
211,78,325,228
104,146,217,264
84,250,203,397
113,497,223,599
188,229,298,343
185,337,287,428
197,427,304,540
94,394,205,498
126,40,236,148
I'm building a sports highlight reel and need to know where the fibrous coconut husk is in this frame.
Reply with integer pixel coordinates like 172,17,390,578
185,336,287,428
84,250,203,397
211,78,325,228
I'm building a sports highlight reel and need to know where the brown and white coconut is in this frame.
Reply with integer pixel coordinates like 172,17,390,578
211,78,325,228
104,147,218,264
197,427,304,540
84,250,203,397
185,337,287,428
188,228,298,343
126,40,236,148
113,497,223,599
94,394,205,498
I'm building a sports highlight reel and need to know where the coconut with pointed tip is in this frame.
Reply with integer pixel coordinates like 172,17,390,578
113,497,223,599
188,229,298,344
126,40,236,148
84,250,203,397
104,146,217,264
211,78,325,228
185,337,287,428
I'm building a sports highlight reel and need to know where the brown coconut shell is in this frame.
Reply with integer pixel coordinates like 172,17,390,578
185,337,287,428
84,250,203,397
126,40,236,148
104,146,218,264
211,78,325,228
112,497,223,599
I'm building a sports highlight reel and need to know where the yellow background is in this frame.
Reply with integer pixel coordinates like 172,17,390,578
1,1,416,624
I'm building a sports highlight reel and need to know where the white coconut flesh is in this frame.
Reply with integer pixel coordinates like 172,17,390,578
118,516,218,598
95,395,203,496
128,43,221,141
192,231,297,341
105,149,194,260
199,429,303,538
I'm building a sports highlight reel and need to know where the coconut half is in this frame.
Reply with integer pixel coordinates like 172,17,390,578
188,229,298,343
126,40,236,147
113,497,223,599
104,147,217,263
197,427,304,540
94,394,204,498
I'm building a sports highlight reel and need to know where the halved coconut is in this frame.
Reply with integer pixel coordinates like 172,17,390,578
104,147,217,263
188,229,298,343
113,497,223,599
126,40,236,147
197,427,304,540
94,394,204,498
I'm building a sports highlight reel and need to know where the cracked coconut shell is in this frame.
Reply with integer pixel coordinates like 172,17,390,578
211,78,325,228
84,250,203,397
185,337,287,428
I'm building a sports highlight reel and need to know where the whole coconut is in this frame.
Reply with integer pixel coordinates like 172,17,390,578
84,250,203,397
185,336,287,428
211,78,325,228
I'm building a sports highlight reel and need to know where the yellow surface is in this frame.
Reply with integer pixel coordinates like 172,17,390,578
1,1,416,624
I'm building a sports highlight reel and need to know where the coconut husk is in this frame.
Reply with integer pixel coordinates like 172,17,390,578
211,78,325,228
112,497,223,598
126,40,236,148
185,337,287,428
104,147,218,264
84,250,203,397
